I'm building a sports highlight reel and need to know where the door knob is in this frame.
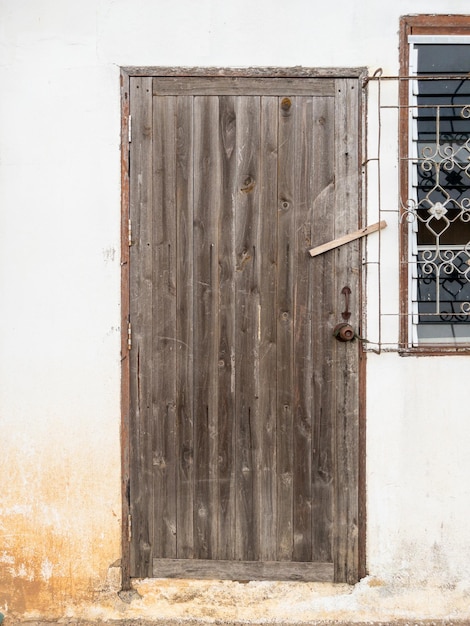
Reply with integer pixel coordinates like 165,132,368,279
333,323,355,342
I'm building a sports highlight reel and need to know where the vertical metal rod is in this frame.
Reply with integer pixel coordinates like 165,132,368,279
376,76,383,353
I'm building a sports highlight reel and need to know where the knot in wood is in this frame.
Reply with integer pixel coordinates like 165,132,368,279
241,176,255,193
281,97,292,111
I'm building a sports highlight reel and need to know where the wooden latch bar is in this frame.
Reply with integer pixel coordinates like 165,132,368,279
308,220,387,257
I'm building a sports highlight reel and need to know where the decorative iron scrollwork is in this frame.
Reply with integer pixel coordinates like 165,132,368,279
403,103,470,322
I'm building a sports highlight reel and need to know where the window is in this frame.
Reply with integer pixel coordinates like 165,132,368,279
400,16,470,349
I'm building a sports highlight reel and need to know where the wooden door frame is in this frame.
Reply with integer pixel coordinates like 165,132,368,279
120,66,367,589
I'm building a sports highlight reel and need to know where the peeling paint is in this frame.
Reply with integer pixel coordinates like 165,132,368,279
6,577,470,624
0,436,121,618
39,559,53,583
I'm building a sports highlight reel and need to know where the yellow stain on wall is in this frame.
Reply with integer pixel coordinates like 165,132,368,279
0,438,121,618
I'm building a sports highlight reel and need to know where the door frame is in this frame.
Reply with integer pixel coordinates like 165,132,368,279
120,66,367,588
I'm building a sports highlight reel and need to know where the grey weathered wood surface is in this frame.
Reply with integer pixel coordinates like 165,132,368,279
153,94,178,558
128,75,362,582
217,95,237,561
153,77,335,96
258,96,278,562
292,94,315,563
332,79,361,584
233,96,261,562
175,95,194,559
309,96,336,564
123,65,365,78
193,95,220,560
276,94,295,562
153,558,334,582
129,76,154,578
308,220,387,257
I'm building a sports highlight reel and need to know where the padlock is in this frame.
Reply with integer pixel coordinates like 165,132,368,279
333,322,355,342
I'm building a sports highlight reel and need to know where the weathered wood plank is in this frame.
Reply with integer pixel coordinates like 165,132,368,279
217,95,237,560
308,220,386,257
152,95,178,558
234,96,261,561
129,77,154,577
192,96,221,558
333,78,361,584
310,97,336,564
258,97,279,561
153,558,334,582
276,95,296,561
123,65,366,79
153,77,335,96
292,95,314,562
175,96,195,558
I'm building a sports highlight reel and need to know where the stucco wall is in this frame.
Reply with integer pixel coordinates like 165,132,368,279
1,0,470,621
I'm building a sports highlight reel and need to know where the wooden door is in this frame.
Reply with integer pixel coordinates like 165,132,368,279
125,70,364,584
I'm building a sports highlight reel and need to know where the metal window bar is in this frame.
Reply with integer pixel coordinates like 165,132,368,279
364,70,470,351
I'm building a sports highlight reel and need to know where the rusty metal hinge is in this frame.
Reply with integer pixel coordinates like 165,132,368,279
128,514,132,542
127,321,132,351
128,115,132,143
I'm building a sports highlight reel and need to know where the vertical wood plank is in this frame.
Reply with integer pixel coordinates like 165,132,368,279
129,77,154,577
234,96,261,561
310,97,336,563
333,78,360,584
152,95,178,558
175,95,195,558
217,95,237,560
276,95,296,561
292,96,314,562
258,97,279,561
193,95,221,559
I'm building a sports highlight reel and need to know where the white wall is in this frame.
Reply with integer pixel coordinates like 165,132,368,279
1,0,470,620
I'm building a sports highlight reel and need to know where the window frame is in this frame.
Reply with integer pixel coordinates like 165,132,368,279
399,14,470,354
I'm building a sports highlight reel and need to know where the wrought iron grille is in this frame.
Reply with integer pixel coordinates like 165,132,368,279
405,102,470,327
